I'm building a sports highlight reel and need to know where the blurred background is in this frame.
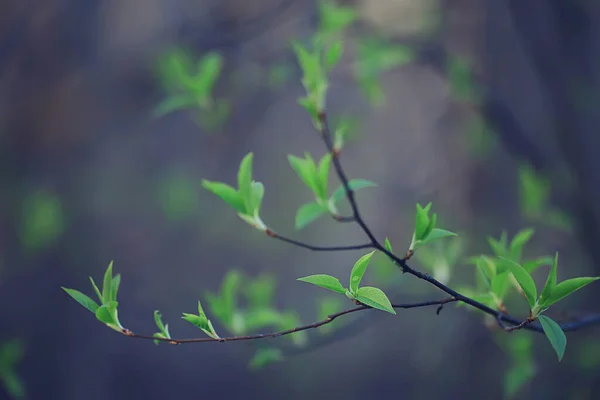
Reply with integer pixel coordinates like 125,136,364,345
1,0,599,399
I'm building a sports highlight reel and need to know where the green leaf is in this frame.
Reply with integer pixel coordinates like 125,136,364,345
195,52,223,94
182,313,210,333
102,261,114,304
89,277,103,303
504,362,535,398
221,271,242,321
248,348,283,370
414,203,430,240
354,286,396,314
288,155,318,194
522,256,553,274
384,237,393,253
111,274,121,303
318,0,358,35
154,95,195,117
250,181,264,213
491,271,511,300
476,256,496,289
331,179,377,203
538,253,558,308
62,288,99,313
421,228,457,244
316,153,332,199
295,202,327,229
244,274,276,309
153,310,171,344
297,274,346,294
325,41,343,71
237,153,254,211
509,228,535,261
542,277,600,308
349,251,376,294
487,235,508,258
95,301,119,326
500,258,537,308
538,315,567,361
201,180,245,213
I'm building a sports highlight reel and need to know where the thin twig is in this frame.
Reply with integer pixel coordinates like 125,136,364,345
266,229,372,252
121,297,458,345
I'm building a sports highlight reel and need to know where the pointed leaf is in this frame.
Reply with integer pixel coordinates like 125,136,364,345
384,237,393,253
355,286,396,314
349,251,376,294
182,313,211,333
96,301,119,325
102,261,114,304
500,258,537,308
111,274,121,302
542,277,600,308
288,155,318,194
237,153,254,211
538,315,567,361
89,277,103,303
414,203,430,240
295,202,327,229
154,310,168,334
249,348,283,370
316,153,332,199
509,228,535,260
62,288,99,313
250,181,264,213
539,253,558,307
325,41,343,70
331,179,377,204
154,95,195,117
297,274,346,294
522,256,553,274
201,180,246,213
421,228,457,244
491,271,511,300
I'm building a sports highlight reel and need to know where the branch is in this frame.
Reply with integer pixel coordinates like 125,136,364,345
315,113,600,335
122,297,458,345
266,229,373,252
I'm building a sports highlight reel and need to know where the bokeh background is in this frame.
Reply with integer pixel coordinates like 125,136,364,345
1,0,600,399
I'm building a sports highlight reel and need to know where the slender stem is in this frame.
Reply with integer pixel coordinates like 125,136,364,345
267,229,372,252
123,297,458,345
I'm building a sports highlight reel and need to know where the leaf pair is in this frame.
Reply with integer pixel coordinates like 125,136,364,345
410,203,457,251
152,311,172,345
297,251,395,314
202,153,267,231
62,261,124,332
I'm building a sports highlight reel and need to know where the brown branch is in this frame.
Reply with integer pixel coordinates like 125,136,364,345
120,297,458,345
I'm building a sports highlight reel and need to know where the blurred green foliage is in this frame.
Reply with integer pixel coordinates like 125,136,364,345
156,171,199,221
19,190,65,252
0,340,25,399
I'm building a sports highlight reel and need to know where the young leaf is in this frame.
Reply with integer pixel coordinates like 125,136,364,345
384,237,393,253
421,228,457,244
295,202,327,229
538,315,567,361
542,277,600,308
201,180,246,213
237,153,254,211
522,256,553,274
111,274,121,303
414,203,430,240
153,310,171,344
288,155,318,194
509,228,535,260
250,181,264,213
297,274,346,294
500,258,537,308
325,41,343,70
102,261,114,304
182,313,211,333
96,301,119,326
331,179,377,204
62,288,99,313
354,286,396,314
349,251,376,294
316,153,332,200
89,277,103,303
491,271,511,300
538,253,558,307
